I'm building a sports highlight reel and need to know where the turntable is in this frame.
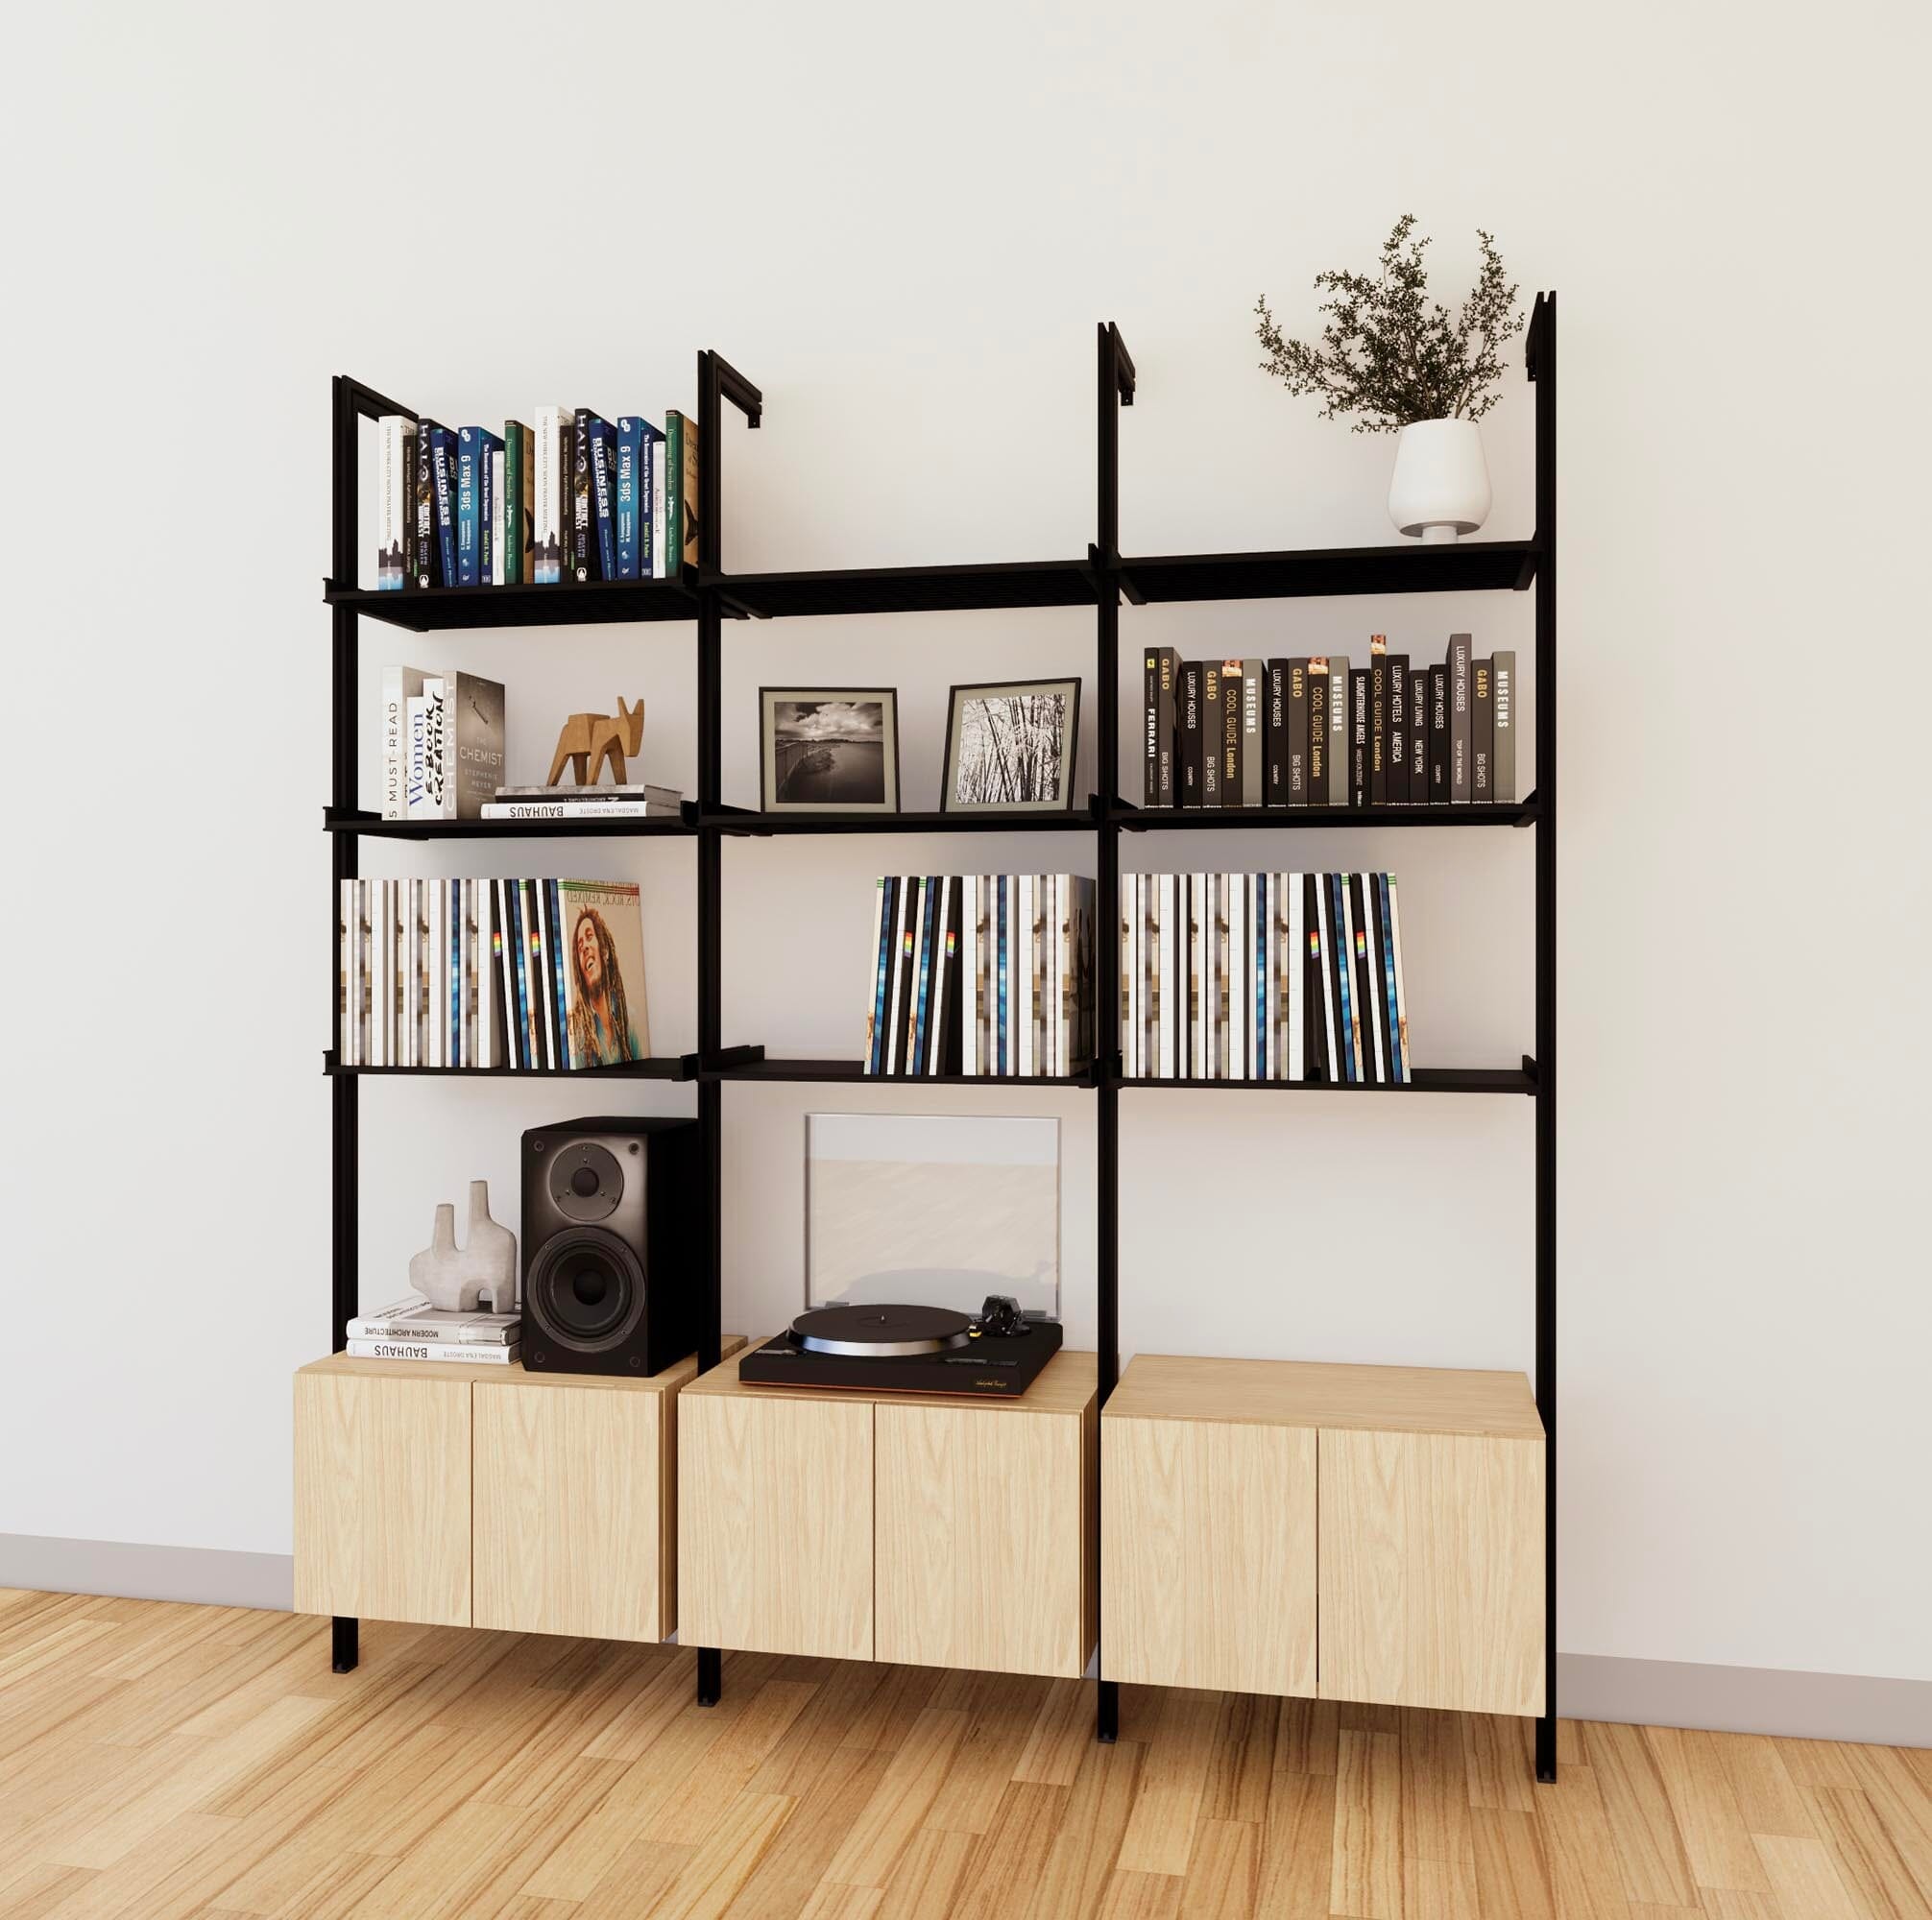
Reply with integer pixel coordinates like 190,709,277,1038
738,1113,1066,1399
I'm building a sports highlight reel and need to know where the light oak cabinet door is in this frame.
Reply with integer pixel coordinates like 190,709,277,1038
679,1389,874,1660
294,1368,471,1626
1318,1428,1545,1716
471,1379,667,1643
875,1400,1095,1679
1101,1412,1316,1697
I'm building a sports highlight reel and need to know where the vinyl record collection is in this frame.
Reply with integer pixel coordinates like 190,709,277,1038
373,407,699,591
1142,636,1517,808
1123,872,1413,1085
862,875,1098,1079
335,877,650,1070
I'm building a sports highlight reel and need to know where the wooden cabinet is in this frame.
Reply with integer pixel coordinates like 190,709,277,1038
1101,1354,1543,1716
294,1343,737,1640
681,1348,1099,1679
294,1359,472,1627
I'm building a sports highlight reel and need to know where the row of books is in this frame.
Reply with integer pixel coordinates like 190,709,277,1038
335,877,651,1069
344,1296,521,1365
1142,638,1517,808
374,408,700,590
378,667,506,820
1124,871,1413,1083
862,875,1099,1078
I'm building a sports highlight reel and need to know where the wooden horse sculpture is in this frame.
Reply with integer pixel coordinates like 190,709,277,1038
546,696,645,786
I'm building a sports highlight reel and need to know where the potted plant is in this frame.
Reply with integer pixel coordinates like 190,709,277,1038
1256,215,1524,542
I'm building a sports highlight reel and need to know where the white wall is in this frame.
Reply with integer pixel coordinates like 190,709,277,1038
7,0,1928,1691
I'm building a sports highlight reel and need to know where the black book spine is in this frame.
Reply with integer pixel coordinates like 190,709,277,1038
1200,662,1221,806
1348,873,1383,1083
571,410,599,583
1386,653,1410,804
414,420,440,588
1349,669,1369,808
1267,660,1289,806
1303,873,1325,1082
1491,651,1517,804
1429,663,1451,804
1221,660,1243,809
1286,659,1309,805
1472,656,1494,801
1306,663,1328,806
1180,661,1202,805
1368,640,1388,808
1143,650,1159,807
1409,669,1428,798
1156,648,1179,806
1450,633,1472,803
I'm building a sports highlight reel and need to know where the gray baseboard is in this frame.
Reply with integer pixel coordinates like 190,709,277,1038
1561,1652,1931,1748
0,1533,293,1613
1,1533,1923,1750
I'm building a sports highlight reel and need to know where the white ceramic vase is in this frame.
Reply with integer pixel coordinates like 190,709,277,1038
1388,418,1491,543
408,1180,518,1311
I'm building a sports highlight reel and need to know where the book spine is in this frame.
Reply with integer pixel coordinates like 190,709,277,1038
1305,661,1327,806
478,802,672,820
1386,653,1410,804
959,876,978,1075
1266,661,1287,806
1326,657,1350,804
1143,651,1159,807
455,429,480,587
571,412,595,582
413,419,437,588
1387,874,1413,1082
546,880,569,1069
375,418,415,588
616,420,640,581
1429,664,1450,803
1351,874,1385,1084
928,877,955,1074
532,406,566,583
590,417,619,581
1450,634,1473,802
1287,873,1305,1083
1376,875,1404,1083
490,881,515,1068
1242,660,1264,808
344,1340,521,1364
1312,875,1336,1081
1020,875,1039,1078
1199,663,1220,805
1491,651,1517,804
1329,875,1354,1082
1284,660,1307,805
429,428,458,587
863,875,889,1073
488,448,505,586
912,877,938,1076
649,424,667,577
1156,648,1179,805
677,412,700,571
346,1317,519,1344
529,879,555,1070
504,422,530,584
1221,660,1244,809
1180,662,1202,805
1349,669,1369,808
995,876,1010,1075
1471,655,1494,801
1369,638,1388,807
479,438,497,585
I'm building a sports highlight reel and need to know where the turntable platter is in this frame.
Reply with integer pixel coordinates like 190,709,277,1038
791,1303,972,1357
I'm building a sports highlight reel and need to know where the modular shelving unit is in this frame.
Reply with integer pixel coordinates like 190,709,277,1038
325,293,1558,1776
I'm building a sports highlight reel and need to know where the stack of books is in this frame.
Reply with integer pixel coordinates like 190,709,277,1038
1123,871,1413,1085
346,1295,520,1365
863,875,1098,1079
1141,637,1516,808
374,408,699,591
482,783,685,823
336,877,650,1069
378,666,506,822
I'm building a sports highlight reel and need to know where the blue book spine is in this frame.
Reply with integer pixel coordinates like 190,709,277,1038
616,421,640,580
548,881,569,1066
1331,874,1355,1082
590,418,619,581
429,429,458,586
868,877,896,1075
455,429,481,586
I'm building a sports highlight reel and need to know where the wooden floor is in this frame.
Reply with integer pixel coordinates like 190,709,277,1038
0,1592,1926,1919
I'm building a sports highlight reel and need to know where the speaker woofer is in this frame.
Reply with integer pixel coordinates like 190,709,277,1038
525,1225,647,1353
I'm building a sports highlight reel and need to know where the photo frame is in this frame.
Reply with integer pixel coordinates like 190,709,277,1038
940,677,1082,813
759,687,901,813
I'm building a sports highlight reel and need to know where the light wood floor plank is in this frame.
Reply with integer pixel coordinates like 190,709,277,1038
822,1709,969,1889
1251,1769,1334,1920
1642,1727,1772,1896
1024,1739,1147,1920
1116,1689,1220,1878
948,1780,1068,1920
1329,1727,1402,1920
1470,1806,1558,1920
1174,1815,1255,1919
1582,1721,1699,1908
1751,1832,1864,1920
1806,1787,1931,1920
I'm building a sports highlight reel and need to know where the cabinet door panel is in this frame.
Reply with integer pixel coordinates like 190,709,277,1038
1318,1428,1544,1716
876,1403,1090,1679
294,1371,471,1627
472,1380,664,1643
1102,1413,1316,1696
679,1393,872,1660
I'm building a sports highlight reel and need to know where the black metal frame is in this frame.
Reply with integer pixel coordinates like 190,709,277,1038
325,304,1556,1771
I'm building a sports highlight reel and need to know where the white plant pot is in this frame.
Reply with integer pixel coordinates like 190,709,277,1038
1388,418,1491,543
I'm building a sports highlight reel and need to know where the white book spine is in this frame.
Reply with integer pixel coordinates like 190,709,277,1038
1261,875,1275,1081
533,405,568,583
532,882,557,1071
476,802,670,820
1153,875,1170,1079
1316,878,1339,1080
345,1339,521,1365
961,876,978,1075
650,435,667,577
490,448,507,586
1187,875,1202,1079
1387,875,1412,1083
1051,874,1065,1079
863,875,887,1070
1016,876,1033,1077
1227,874,1246,1081
1123,876,1138,1080
930,876,954,1074
400,878,417,1068
1288,874,1305,1084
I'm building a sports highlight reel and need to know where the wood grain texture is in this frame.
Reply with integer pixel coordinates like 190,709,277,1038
2,1594,1928,1920
874,1399,1091,1679
1100,1411,1316,1698
292,1367,471,1626
1318,1425,1545,1716
678,1385,874,1660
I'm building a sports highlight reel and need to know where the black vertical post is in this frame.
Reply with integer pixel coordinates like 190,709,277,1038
1094,322,1133,1744
693,350,761,1711
1530,294,1558,1783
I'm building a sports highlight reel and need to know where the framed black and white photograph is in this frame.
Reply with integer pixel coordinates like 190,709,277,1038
940,677,1082,813
759,688,902,813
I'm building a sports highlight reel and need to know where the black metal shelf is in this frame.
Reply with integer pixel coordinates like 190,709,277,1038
323,1050,694,1080
713,1055,1099,1089
326,807,696,840
1118,794,1537,830
708,799,1102,836
712,557,1099,619
324,575,702,631
1118,1063,1534,1096
1120,540,1537,605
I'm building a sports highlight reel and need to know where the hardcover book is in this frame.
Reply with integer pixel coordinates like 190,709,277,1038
1471,655,1494,799
375,417,416,588
532,405,570,584
1180,661,1203,805
1221,660,1244,807
1306,659,1328,805
440,672,506,819
1449,633,1473,803
1241,660,1266,808
426,426,459,587
589,416,620,582
379,665,428,821
1326,656,1350,805
1429,663,1451,803
1155,648,1180,805
1409,668,1429,797
571,411,614,582
413,419,445,588
1350,668,1370,808
1284,659,1308,805
501,420,533,584
1491,650,1517,803
664,409,700,573
1386,652,1410,804
1200,663,1221,806
1368,636,1388,807
616,419,663,581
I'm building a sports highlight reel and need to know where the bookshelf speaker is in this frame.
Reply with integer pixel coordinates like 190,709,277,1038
519,1116,698,1378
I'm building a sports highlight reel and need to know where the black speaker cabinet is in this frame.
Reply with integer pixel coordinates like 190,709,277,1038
519,1116,699,1378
